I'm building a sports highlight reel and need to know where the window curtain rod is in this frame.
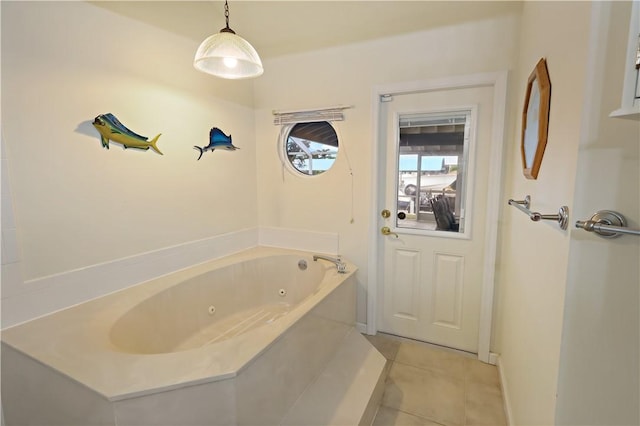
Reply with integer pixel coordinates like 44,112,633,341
272,105,353,125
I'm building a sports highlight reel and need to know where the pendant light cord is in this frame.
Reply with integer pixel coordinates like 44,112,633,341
224,0,230,30
220,0,235,34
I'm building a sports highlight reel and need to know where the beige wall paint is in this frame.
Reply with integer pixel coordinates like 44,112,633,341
556,2,639,424
2,2,258,281
493,1,592,424
253,14,520,325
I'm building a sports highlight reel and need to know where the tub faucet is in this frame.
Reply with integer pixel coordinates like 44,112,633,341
313,255,347,273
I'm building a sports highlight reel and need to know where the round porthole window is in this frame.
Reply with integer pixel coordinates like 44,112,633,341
283,121,339,176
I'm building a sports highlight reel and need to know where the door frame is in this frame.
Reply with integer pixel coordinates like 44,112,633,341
367,71,508,363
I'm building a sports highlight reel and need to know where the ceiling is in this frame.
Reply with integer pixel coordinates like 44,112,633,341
290,121,339,147
89,1,522,59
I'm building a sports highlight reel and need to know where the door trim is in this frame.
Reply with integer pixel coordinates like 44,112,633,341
367,71,509,363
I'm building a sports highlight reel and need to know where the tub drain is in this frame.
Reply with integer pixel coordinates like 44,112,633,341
278,289,287,297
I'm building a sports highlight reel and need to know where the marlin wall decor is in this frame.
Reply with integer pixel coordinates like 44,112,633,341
194,127,239,160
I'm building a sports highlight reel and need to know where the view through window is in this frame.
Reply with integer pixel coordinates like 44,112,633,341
396,111,471,233
284,121,339,175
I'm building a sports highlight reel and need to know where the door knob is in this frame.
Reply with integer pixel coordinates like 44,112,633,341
381,226,399,238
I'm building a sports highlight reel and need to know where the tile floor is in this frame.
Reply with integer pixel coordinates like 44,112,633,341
365,333,507,426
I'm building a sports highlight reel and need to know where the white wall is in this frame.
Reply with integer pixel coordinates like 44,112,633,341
0,1,522,328
555,2,639,424
1,2,258,324
493,1,592,424
253,13,521,325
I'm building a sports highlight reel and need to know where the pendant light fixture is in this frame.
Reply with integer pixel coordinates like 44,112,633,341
194,0,263,79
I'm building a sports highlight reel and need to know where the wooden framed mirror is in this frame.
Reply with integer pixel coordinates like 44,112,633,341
521,58,551,180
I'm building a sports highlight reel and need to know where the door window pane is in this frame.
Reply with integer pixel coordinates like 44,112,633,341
396,111,470,233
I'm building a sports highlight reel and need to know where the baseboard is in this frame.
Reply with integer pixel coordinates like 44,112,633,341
356,322,368,334
496,355,513,426
488,352,499,365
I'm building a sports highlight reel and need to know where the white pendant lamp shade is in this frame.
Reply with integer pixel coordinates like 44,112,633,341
194,1,263,80
194,30,263,79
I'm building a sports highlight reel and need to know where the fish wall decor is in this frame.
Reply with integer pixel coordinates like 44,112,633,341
194,127,239,160
92,113,163,155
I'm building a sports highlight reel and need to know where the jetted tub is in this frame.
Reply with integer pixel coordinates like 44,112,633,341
1,247,361,425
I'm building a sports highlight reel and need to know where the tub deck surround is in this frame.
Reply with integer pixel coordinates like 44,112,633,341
2,227,342,328
1,247,357,401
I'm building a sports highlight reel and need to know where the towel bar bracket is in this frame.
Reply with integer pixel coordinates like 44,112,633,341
508,195,569,230
531,206,570,230
510,195,531,210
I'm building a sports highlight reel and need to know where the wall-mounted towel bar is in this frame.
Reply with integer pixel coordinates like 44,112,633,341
575,210,640,238
508,195,569,230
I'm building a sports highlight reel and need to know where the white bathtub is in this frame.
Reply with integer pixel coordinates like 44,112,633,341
109,251,329,355
1,247,383,426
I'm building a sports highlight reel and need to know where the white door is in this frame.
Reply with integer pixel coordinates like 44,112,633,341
378,85,494,353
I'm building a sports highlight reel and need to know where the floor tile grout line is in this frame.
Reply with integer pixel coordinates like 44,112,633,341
369,333,506,426
378,396,451,426
375,332,477,359
463,362,469,426
395,406,450,426
381,356,465,426
391,358,467,384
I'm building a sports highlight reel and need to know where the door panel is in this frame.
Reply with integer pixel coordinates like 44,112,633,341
389,249,421,322
379,86,494,353
431,252,464,329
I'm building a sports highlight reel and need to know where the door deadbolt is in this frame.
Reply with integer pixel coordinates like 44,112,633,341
381,209,391,219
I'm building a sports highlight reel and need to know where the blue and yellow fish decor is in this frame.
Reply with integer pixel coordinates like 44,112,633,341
194,127,239,160
92,113,163,155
